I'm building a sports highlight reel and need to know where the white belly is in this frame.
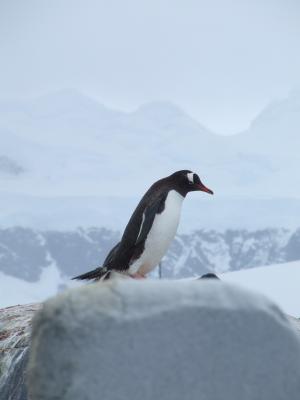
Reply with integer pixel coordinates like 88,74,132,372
129,190,184,275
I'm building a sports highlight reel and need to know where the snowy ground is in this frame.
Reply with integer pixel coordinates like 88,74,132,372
222,260,300,317
0,261,300,318
0,265,82,308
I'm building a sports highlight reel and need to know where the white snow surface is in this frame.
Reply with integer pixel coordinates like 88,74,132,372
1,260,300,318
222,260,300,317
0,265,82,308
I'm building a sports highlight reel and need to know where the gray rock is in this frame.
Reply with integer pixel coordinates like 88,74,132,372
0,303,41,400
27,280,300,400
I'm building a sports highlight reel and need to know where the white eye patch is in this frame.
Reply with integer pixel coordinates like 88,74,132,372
187,172,194,183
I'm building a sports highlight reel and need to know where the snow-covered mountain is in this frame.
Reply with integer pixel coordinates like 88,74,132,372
228,89,300,198
0,89,220,197
1,226,300,308
0,89,300,230
164,227,292,278
1,252,300,318
1,88,298,200
233,89,300,157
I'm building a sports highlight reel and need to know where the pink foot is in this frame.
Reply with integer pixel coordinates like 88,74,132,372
129,273,147,280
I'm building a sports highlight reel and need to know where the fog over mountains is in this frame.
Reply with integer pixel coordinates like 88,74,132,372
0,89,300,232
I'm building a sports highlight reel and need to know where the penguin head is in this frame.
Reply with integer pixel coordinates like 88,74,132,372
170,170,214,196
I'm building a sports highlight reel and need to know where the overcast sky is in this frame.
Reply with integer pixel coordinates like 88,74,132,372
0,0,300,134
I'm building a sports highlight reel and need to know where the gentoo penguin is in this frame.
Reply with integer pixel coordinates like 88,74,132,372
73,170,213,281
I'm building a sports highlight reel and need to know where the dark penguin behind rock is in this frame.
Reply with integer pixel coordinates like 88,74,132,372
199,273,220,280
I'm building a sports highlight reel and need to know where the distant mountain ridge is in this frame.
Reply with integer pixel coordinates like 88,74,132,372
1,226,299,282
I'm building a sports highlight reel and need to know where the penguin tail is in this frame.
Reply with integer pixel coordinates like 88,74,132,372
72,266,111,281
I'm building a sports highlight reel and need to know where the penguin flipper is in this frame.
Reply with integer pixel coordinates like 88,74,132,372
135,192,167,246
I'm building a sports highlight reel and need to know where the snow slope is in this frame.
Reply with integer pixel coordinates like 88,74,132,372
1,258,299,318
222,260,300,317
0,265,82,308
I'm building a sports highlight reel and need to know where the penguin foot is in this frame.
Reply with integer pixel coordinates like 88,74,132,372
130,272,147,279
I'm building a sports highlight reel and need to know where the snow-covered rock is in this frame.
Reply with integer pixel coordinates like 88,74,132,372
27,280,300,400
